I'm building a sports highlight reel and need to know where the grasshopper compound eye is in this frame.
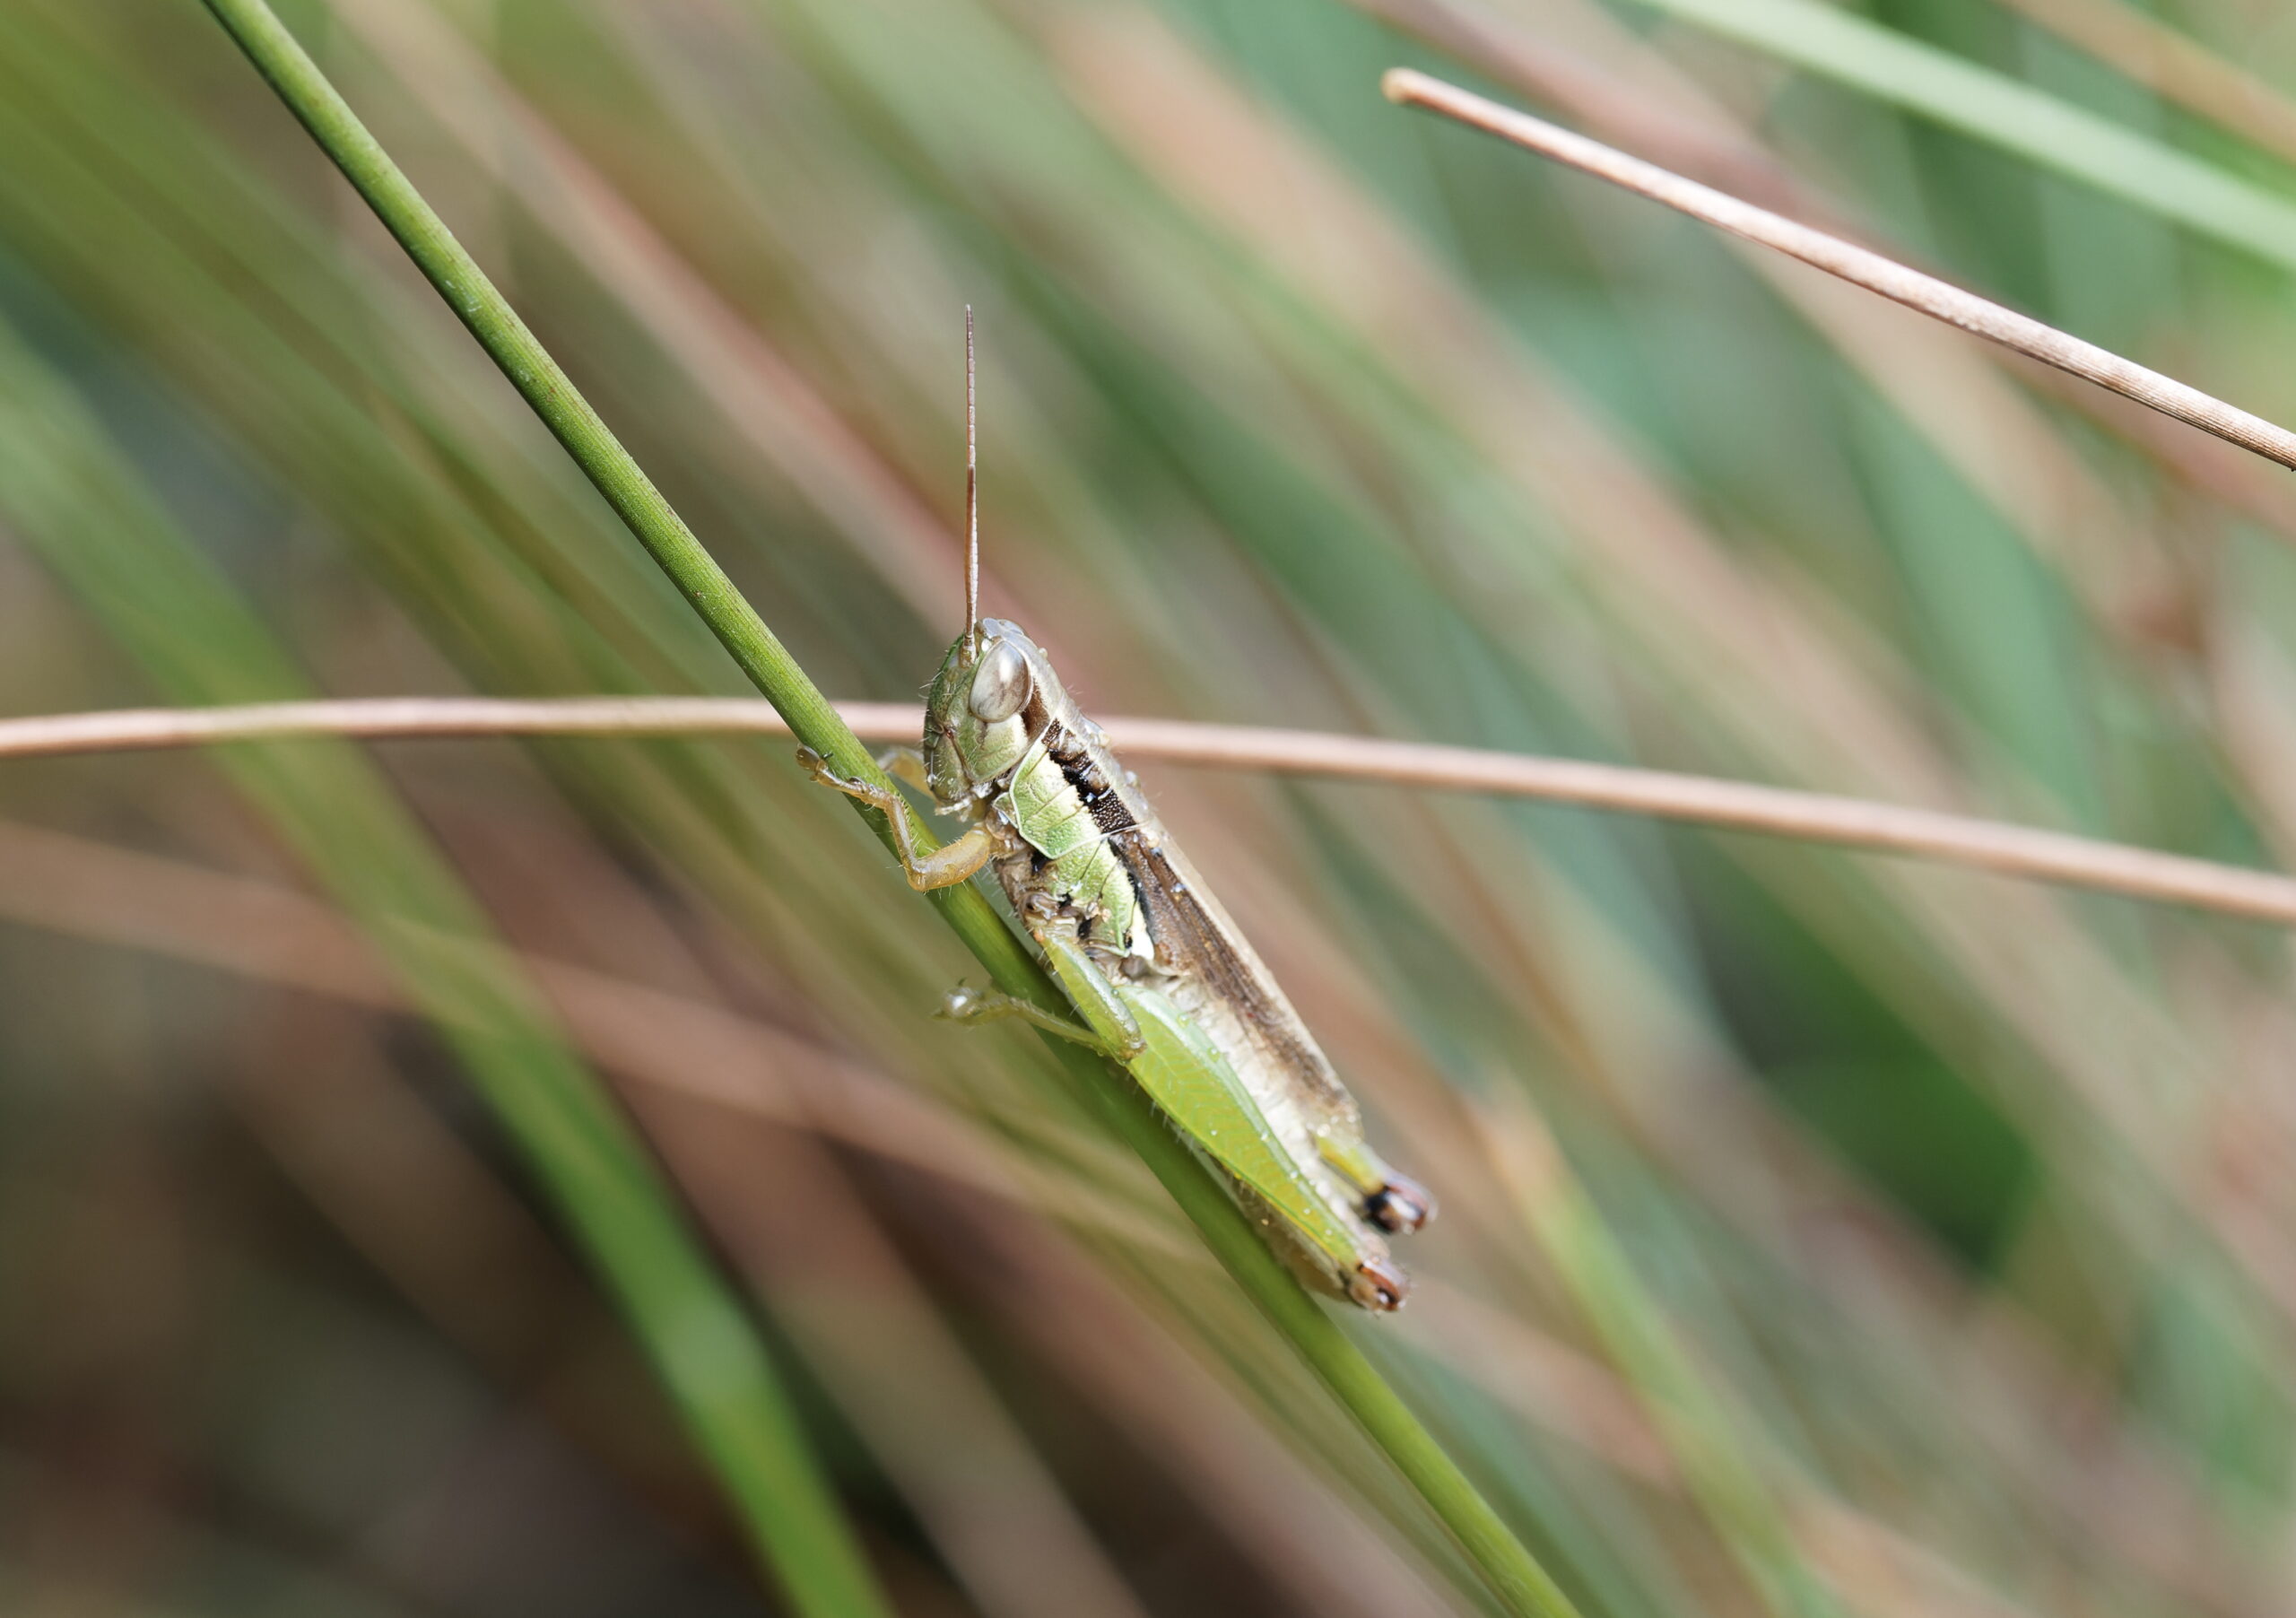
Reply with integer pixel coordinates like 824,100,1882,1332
1347,1257,1409,1312
969,639,1032,722
1366,1175,1437,1234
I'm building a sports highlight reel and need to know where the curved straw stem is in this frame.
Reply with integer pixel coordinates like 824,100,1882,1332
8,696,2294,926
1382,68,2296,474
195,6,1578,1615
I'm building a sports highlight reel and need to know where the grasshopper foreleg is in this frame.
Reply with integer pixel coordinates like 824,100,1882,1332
796,746,995,892
875,745,934,794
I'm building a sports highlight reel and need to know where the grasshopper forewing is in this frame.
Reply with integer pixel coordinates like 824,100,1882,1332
799,314,1431,1310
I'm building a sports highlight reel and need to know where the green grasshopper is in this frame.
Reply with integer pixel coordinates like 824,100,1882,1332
799,315,1431,1310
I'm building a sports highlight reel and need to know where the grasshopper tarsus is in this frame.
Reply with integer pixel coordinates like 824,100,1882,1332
795,743,903,829
1366,1175,1437,1234
794,744,855,793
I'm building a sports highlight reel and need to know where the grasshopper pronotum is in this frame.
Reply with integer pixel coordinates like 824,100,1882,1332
800,313,1431,1310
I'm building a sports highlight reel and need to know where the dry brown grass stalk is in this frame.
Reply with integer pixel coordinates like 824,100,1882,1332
3,695,2292,926
1381,68,2296,474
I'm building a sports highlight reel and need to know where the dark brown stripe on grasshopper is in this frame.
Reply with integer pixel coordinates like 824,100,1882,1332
1120,837,1349,1110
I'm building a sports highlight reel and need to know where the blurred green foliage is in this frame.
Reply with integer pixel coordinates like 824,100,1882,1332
3,0,2295,1614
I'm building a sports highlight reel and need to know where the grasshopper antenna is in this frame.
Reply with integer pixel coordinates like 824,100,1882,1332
964,306,979,661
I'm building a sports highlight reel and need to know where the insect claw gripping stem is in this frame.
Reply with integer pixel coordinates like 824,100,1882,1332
794,744,882,805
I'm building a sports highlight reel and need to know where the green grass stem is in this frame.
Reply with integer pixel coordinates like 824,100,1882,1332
191,0,1584,1612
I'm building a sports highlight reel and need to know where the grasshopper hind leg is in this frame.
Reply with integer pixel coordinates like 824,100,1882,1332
1031,926,1148,1062
1365,1175,1437,1235
1318,1134,1438,1234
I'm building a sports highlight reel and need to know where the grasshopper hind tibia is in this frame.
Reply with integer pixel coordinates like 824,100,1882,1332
1366,1174,1437,1235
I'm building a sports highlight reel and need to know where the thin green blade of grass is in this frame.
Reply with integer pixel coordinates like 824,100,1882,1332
1598,0,2296,271
0,319,894,1618
1489,1105,1850,1618
190,1,1586,1613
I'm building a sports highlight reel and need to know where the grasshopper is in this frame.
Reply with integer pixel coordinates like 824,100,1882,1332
799,314,1431,1310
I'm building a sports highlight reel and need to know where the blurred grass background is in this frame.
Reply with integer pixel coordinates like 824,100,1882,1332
3,0,2295,1613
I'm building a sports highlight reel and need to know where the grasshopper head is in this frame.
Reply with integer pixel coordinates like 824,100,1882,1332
921,617,1047,805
